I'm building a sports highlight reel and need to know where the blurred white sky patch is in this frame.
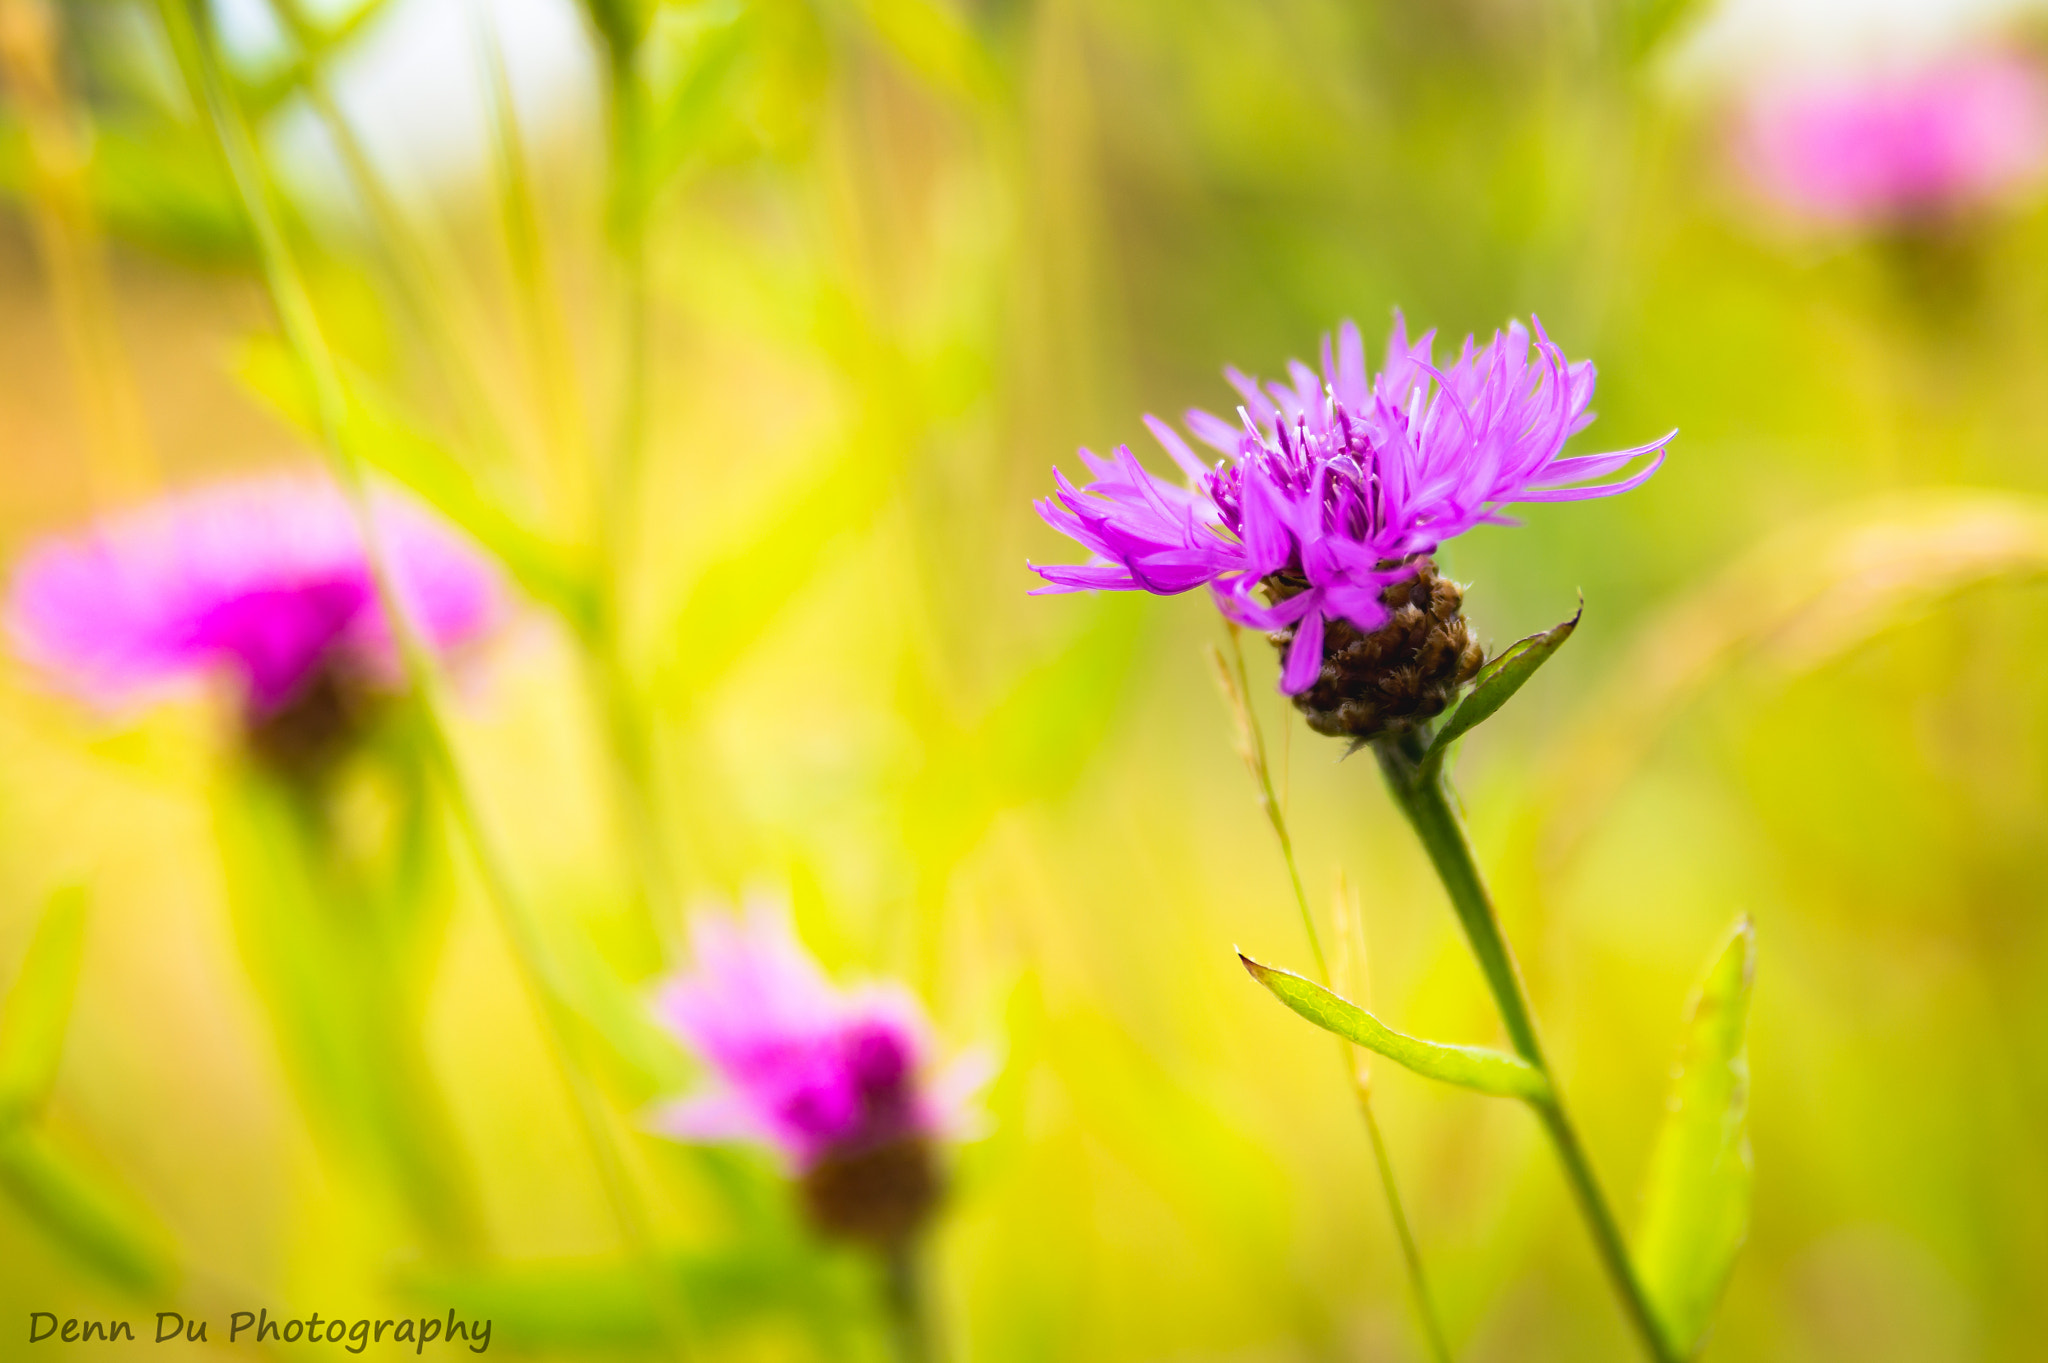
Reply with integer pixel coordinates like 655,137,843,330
215,0,602,220
1668,0,2048,88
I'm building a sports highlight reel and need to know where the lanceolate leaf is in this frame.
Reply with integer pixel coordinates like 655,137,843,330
1637,918,1757,1358
0,887,90,1127
1238,953,1549,1102
1419,601,1581,778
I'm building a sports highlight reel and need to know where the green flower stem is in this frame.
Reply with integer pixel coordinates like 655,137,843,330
1374,731,1677,1363
158,4,693,1354
884,1240,937,1363
1220,632,1452,1363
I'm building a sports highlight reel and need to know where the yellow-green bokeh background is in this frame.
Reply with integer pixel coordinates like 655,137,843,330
5,1,2048,1359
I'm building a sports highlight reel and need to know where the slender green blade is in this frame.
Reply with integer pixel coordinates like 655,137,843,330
1420,601,1581,777
1238,953,1549,1102
0,1128,173,1296
0,887,90,1126
1637,917,1757,1358
396,1242,863,1351
1625,0,1710,60
230,338,596,628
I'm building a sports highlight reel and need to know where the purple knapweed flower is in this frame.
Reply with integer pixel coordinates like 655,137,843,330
5,471,502,720
652,900,988,1244
1030,315,1669,733
1737,52,2048,225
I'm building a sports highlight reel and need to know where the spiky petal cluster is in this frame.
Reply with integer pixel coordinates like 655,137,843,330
6,472,502,715
1032,316,1669,693
651,900,986,1172
1738,53,2048,225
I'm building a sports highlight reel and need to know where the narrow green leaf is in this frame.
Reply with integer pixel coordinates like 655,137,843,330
1637,917,1757,1359
1625,0,1710,61
395,1241,864,1350
0,1128,174,1297
652,424,912,706
1238,953,1549,1102
239,0,401,115
640,4,753,198
0,887,90,1126
230,336,596,628
1419,600,1581,778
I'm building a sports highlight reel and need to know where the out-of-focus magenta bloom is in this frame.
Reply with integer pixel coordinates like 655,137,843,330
652,901,985,1170
1031,316,1670,693
1738,53,2048,224
5,472,502,715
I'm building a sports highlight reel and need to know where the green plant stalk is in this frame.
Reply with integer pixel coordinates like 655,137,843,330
264,0,678,954
156,3,693,1353
884,1239,936,1363
486,20,682,952
217,772,484,1254
1374,729,1676,1363
265,0,527,480
1221,631,1452,1363
0,0,156,500
587,27,685,948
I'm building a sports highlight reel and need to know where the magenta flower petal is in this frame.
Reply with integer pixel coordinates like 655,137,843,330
1738,51,2048,225
1280,607,1325,693
1512,449,1667,503
651,898,979,1170
1030,316,1671,694
6,472,503,715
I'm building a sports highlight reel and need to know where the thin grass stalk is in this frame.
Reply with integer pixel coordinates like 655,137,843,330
154,4,695,1353
261,0,679,953
1215,627,1453,1363
0,0,156,501
481,19,682,951
589,20,685,944
479,27,592,530
264,0,526,480
884,1239,938,1363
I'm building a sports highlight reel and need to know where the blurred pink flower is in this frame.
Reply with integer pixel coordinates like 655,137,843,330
1738,52,2048,224
5,472,502,715
651,899,989,1172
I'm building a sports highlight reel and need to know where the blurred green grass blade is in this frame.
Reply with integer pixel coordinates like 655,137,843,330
851,0,1000,103
540,912,693,1102
231,335,597,628
0,887,90,1126
1637,917,1757,1358
1623,0,1709,61
1418,600,1580,777
577,0,649,69
215,771,483,1252
1238,952,1549,1101
1542,493,2048,866
396,1241,865,1350
654,435,904,704
83,124,250,261
237,0,398,115
0,1128,174,1297
979,596,1146,799
904,596,1147,871
0,96,246,263
641,4,753,196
